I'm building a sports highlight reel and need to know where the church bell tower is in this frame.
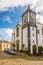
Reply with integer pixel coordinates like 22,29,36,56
22,5,38,54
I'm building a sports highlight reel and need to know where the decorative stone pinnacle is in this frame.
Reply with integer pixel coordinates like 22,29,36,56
27,5,31,10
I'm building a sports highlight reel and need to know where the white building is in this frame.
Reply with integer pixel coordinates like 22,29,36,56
12,5,43,54
36,22,43,46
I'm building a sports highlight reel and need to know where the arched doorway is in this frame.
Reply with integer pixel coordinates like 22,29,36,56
32,45,37,55
16,39,20,52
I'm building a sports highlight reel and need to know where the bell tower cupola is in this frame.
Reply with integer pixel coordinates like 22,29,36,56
22,5,38,54
22,5,36,27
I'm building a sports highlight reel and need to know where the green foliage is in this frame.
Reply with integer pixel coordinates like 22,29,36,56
27,53,33,56
38,46,43,56
13,43,15,47
25,47,27,51
22,44,25,50
12,43,16,50
22,50,33,56
21,45,32,56
24,47,27,53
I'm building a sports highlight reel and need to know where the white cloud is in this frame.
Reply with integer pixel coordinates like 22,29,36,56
0,0,39,10
0,0,42,16
35,0,43,14
3,16,13,23
36,14,43,24
0,0,43,42
0,0,43,23
0,28,13,41
0,0,42,13
0,0,42,15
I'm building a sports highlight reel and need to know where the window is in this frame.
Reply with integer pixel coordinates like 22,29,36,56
33,34,34,37
32,15,34,22
31,13,34,22
16,27,19,37
42,28,43,35
38,29,40,34
32,28,34,30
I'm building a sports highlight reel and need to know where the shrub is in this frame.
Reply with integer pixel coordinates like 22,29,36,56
38,46,43,56
22,44,25,51
27,53,33,56
20,45,33,56
12,43,16,50
24,47,27,53
20,50,32,56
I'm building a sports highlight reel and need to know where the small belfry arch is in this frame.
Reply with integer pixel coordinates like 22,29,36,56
16,39,20,52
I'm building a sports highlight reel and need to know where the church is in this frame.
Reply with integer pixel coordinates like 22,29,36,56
12,5,43,54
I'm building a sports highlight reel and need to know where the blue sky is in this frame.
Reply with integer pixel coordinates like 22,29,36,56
0,0,43,41
0,5,27,41
0,6,26,29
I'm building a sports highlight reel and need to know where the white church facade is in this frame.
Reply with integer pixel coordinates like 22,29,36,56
12,5,43,54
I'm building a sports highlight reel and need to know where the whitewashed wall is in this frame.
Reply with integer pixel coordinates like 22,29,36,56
14,25,22,50
36,23,43,46
23,27,28,50
12,30,15,43
27,11,29,22
30,26,37,53
12,34,15,43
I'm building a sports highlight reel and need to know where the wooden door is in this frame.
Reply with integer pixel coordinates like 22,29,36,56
33,45,37,55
